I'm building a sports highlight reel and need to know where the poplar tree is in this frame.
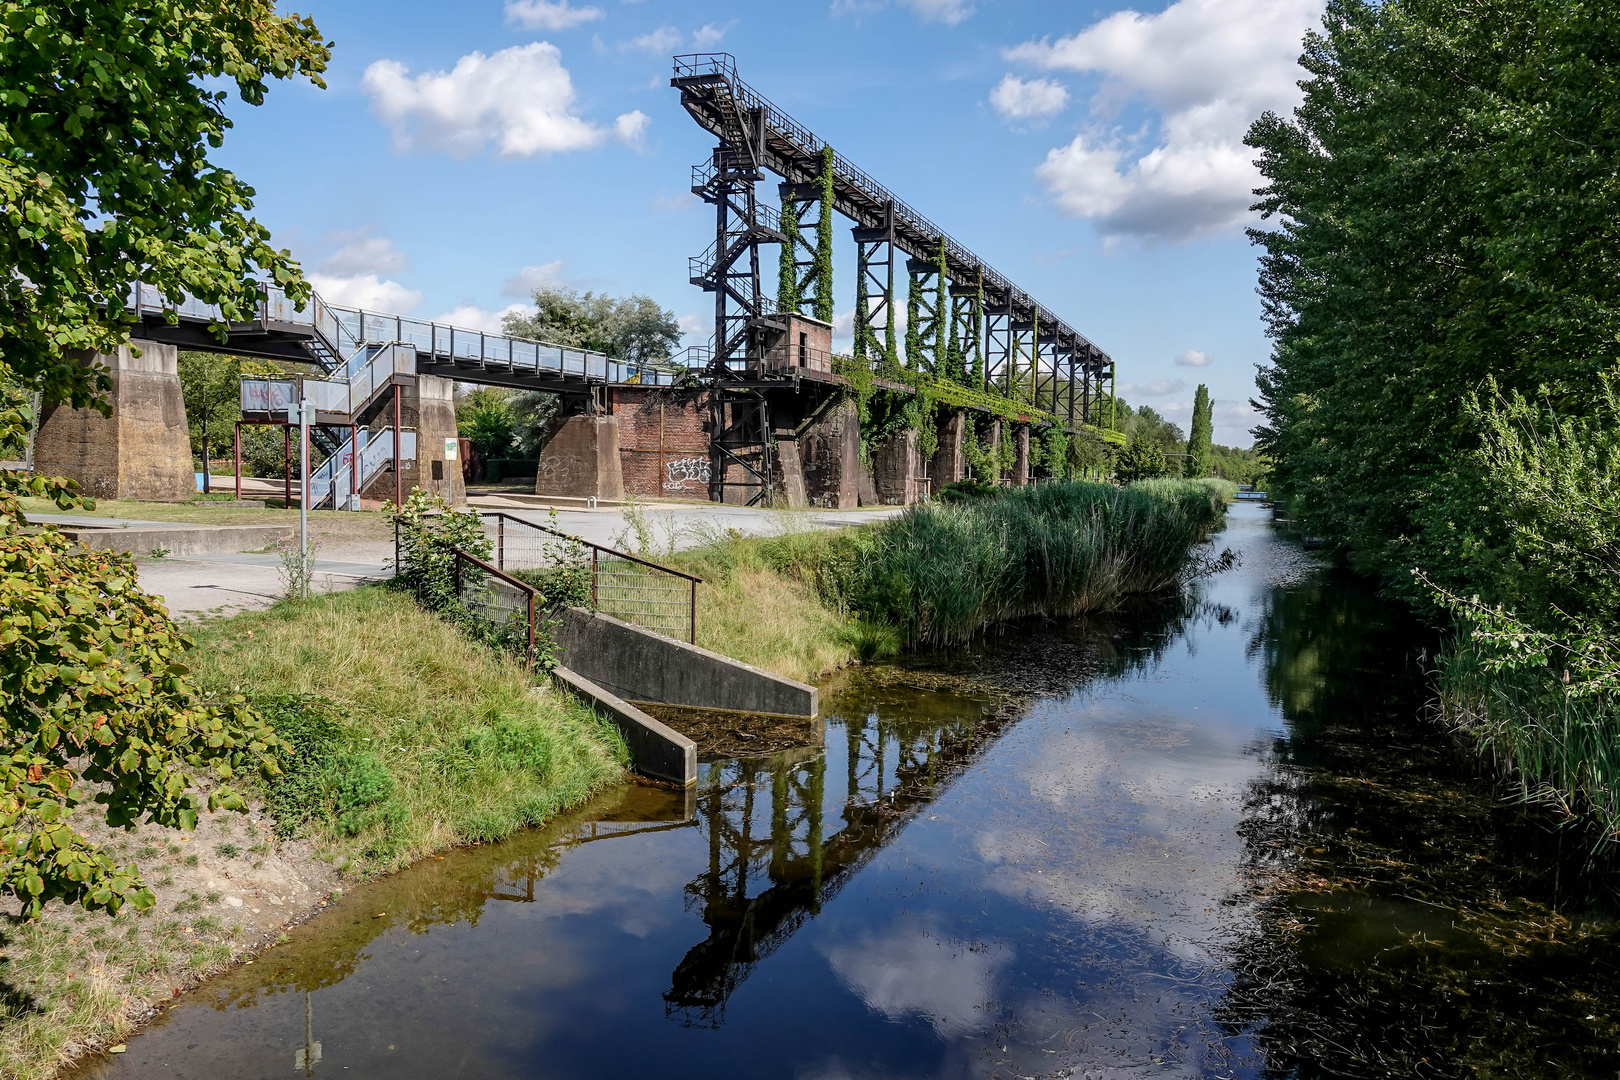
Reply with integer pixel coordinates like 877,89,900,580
1184,384,1213,478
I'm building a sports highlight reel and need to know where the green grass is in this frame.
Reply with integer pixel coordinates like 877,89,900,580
673,477,1233,670
1438,641,1620,849
188,586,630,872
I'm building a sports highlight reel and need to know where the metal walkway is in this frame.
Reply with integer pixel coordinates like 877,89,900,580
125,282,684,396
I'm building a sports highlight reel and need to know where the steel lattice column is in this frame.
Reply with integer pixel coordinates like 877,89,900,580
852,202,896,369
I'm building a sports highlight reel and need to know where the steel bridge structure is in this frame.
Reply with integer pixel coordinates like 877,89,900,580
672,53,1116,432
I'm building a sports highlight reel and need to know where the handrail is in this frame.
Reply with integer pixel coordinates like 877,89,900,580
451,548,538,665
478,511,702,583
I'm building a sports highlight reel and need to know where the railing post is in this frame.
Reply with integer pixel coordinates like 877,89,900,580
498,515,504,571
234,422,242,500
394,516,400,580
690,579,697,644
527,592,536,667
591,548,599,609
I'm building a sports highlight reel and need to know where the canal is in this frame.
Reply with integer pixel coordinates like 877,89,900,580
75,503,1620,1078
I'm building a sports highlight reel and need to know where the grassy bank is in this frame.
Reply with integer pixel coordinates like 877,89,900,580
188,586,629,869
675,478,1234,677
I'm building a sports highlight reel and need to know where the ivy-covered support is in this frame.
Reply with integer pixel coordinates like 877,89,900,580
905,253,944,373
777,197,803,314
950,274,983,389
813,146,835,324
932,238,949,379
983,291,1013,397
853,201,898,374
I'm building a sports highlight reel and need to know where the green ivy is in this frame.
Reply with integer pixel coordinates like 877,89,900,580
904,269,924,371
933,238,949,378
778,197,802,314
814,146,835,324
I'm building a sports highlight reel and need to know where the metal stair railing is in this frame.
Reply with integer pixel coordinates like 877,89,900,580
307,427,417,510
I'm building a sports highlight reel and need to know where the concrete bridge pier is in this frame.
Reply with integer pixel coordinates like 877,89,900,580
535,412,625,502
34,341,194,501
383,373,462,506
872,429,921,505
800,398,859,509
931,411,966,491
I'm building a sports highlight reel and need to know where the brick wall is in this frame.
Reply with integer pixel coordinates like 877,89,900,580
609,387,713,499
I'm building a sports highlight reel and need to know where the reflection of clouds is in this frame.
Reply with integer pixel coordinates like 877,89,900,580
516,831,703,939
971,705,1261,966
822,921,1010,1036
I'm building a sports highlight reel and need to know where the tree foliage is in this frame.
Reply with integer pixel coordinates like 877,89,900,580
456,387,517,462
1247,0,1620,604
502,286,682,365
0,0,330,411
0,412,286,915
1184,384,1213,478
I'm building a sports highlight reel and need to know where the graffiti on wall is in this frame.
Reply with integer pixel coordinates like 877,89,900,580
664,456,711,491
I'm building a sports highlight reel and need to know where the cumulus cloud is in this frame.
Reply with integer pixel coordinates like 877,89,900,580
362,43,639,158
306,229,419,313
431,302,530,332
1008,0,1323,242
624,26,682,53
614,109,651,149
989,75,1069,121
316,229,408,277
502,260,570,297
504,0,603,30
823,925,1009,1036
692,21,736,47
1175,349,1211,366
308,274,422,314
1138,379,1185,397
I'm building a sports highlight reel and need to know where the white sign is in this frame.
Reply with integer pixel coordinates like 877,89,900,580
443,437,458,460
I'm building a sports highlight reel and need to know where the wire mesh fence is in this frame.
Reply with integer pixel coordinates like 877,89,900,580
477,512,701,643
452,551,539,663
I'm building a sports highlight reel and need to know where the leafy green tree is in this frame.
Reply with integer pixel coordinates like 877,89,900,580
1114,438,1170,484
1247,0,1620,603
502,287,681,364
0,0,324,915
0,0,329,411
177,351,242,491
457,387,517,462
1184,384,1213,478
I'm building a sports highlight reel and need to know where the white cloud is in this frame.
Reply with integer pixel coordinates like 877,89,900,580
1138,378,1185,396
831,0,977,26
504,0,603,30
614,109,650,149
624,26,682,53
307,273,422,314
822,925,1010,1036
362,43,635,158
1175,349,1211,366
431,302,530,333
502,260,570,297
989,75,1069,121
651,189,698,213
1009,0,1323,242
315,229,408,277
692,20,736,47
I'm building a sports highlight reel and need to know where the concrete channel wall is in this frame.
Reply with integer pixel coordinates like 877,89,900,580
552,605,818,718
550,667,697,787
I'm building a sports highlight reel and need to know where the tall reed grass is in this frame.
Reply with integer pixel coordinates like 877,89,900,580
821,478,1231,646
1438,641,1620,850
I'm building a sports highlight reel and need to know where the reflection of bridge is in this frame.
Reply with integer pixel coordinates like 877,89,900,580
666,695,1019,1026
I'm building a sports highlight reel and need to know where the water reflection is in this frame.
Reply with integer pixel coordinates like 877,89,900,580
68,505,1620,1079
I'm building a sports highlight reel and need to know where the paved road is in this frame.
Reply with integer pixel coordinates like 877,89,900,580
111,501,901,620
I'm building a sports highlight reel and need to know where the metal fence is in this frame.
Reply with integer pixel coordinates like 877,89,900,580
452,550,540,664
478,512,701,643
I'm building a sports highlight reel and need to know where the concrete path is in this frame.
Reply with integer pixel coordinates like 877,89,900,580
111,502,902,620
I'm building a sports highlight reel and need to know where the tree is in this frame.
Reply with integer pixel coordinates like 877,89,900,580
0,0,329,412
1184,384,1213,478
178,352,242,492
502,287,681,364
1115,438,1169,484
1247,0,1620,604
0,0,325,914
457,388,516,462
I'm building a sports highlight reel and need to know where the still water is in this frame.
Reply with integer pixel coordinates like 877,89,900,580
78,504,1620,1078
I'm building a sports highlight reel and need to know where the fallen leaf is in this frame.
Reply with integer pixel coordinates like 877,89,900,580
109,1045,126,1054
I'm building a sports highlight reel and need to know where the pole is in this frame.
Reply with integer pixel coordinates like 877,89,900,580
299,396,310,589
284,423,291,508
393,383,403,506
24,390,40,474
234,422,242,499
350,424,360,510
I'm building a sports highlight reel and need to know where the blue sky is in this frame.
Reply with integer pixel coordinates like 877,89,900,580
218,0,1324,447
